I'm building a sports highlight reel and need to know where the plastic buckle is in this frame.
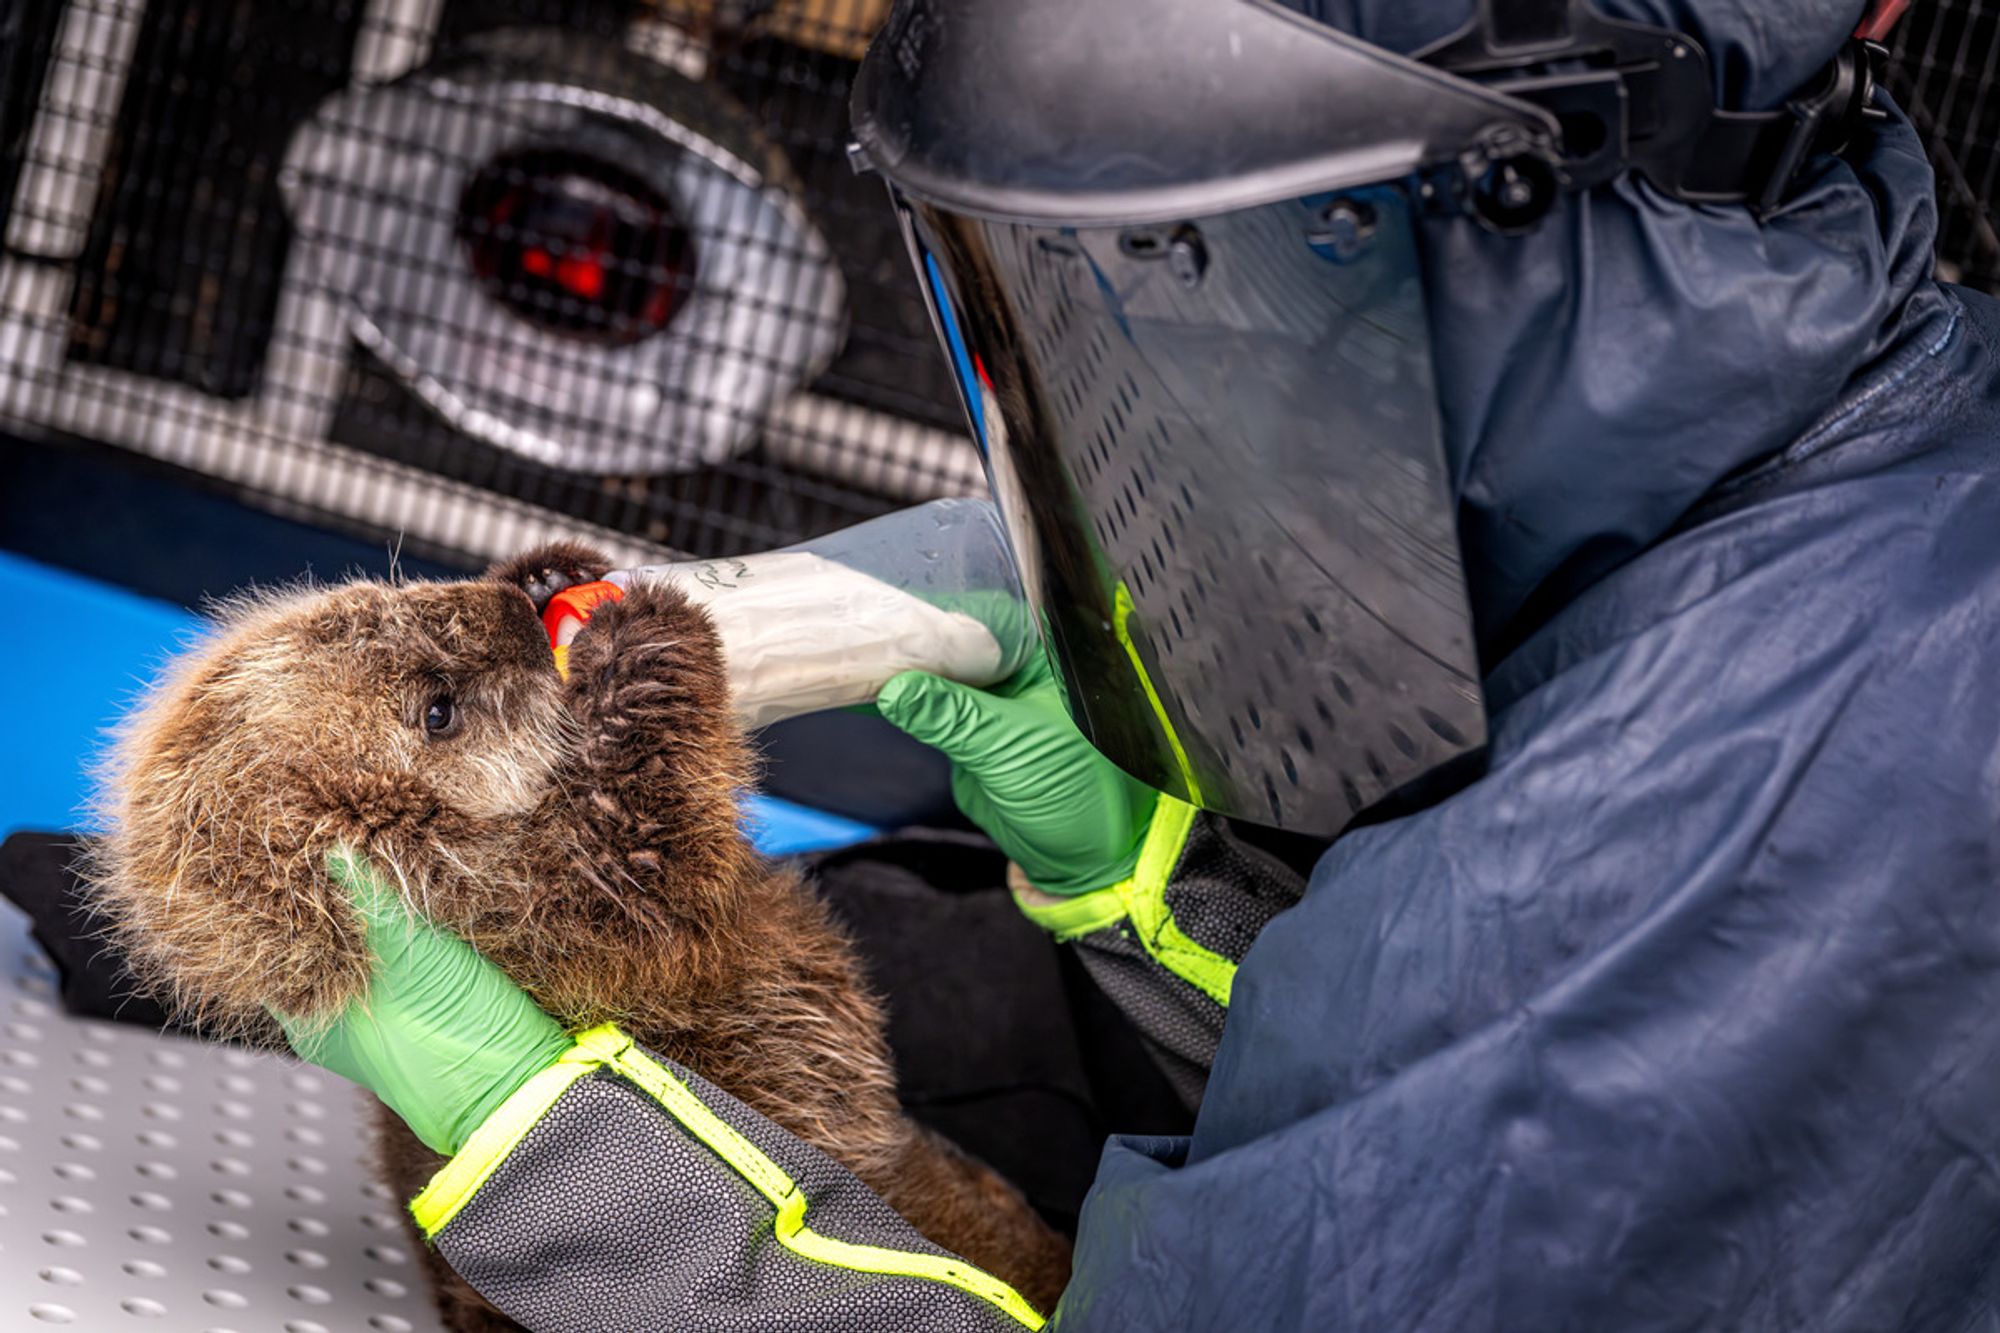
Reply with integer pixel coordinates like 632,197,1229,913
1417,0,1719,201
1752,37,1887,216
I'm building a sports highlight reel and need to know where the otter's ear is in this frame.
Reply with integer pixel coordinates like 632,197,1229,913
486,542,615,614
87,665,381,1037
85,817,374,1039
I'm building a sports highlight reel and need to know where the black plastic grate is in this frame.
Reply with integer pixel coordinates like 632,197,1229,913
0,2,1993,570
1885,1,2000,294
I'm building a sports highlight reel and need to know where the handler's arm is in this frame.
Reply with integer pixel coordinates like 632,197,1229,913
278,653,1307,1333
876,657,1308,1101
277,857,1045,1333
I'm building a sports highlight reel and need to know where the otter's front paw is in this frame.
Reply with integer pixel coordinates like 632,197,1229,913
486,541,614,615
564,581,728,710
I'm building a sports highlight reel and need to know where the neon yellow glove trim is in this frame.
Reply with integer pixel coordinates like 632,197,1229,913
1013,795,1237,1007
1010,880,1129,941
583,1026,1047,1329
409,1044,598,1235
411,1024,1048,1330
1116,797,1236,1006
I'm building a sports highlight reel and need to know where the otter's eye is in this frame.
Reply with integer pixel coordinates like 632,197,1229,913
423,696,459,738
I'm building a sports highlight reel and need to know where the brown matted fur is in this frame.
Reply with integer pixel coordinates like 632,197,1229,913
85,542,1071,1329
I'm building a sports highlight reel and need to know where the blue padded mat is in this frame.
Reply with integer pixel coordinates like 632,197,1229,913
0,549,877,855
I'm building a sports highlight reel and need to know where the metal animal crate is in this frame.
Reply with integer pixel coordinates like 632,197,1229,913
0,1,1993,570
0,0,984,570
1887,0,2000,293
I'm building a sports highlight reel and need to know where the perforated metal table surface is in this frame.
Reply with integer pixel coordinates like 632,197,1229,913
0,897,451,1333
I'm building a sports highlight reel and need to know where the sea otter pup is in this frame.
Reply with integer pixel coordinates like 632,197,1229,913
86,541,1072,1330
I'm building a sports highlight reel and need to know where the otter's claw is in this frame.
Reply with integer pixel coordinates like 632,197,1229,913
486,541,615,615
522,567,584,611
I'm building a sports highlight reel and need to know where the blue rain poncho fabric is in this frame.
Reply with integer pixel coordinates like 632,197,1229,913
1057,3,2000,1330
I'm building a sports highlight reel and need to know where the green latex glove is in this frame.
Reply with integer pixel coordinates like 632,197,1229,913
877,652,1161,894
272,855,572,1156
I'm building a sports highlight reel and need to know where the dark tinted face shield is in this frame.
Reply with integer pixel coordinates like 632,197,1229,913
894,189,1483,835
847,0,1541,834
852,0,1885,833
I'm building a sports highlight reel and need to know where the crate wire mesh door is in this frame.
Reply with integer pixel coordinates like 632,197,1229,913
0,2,1997,568
0,0,983,568
1886,0,2000,293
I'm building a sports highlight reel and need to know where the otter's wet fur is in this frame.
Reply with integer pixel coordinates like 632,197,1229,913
85,541,1072,1329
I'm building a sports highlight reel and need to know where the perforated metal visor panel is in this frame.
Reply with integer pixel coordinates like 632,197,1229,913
0,900,448,1333
910,184,1485,835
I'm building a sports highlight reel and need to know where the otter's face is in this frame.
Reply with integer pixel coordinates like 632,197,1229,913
171,578,571,834
327,580,567,820
87,575,574,1029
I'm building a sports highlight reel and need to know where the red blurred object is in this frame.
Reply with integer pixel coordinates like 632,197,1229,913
555,255,606,301
1856,0,1912,41
459,147,696,346
542,580,627,650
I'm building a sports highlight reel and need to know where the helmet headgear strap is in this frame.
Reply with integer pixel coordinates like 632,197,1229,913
1417,0,1892,218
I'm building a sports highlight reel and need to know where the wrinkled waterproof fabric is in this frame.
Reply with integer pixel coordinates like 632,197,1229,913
1304,0,1950,654
1054,2,2000,1330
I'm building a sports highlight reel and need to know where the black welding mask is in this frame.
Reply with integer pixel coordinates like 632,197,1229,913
851,0,1884,834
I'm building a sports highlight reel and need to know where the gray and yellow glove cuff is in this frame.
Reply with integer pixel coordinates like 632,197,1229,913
1007,795,1235,1007
1012,800,1310,1106
410,1024,1049,1331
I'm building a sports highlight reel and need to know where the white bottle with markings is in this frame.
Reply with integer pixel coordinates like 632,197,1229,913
602,499,1037,730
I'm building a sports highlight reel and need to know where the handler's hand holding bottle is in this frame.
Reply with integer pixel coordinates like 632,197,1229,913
877,651,1162,895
